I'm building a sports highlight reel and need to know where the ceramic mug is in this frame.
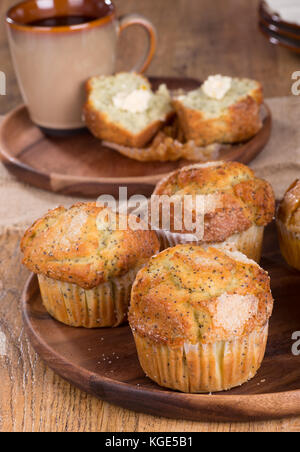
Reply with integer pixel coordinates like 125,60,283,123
6,0,156,134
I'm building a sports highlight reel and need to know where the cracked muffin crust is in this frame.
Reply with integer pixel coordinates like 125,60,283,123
21,202,159,327
129,244,273,345
129,244,273,392
153,161,275,261
21,202,159,290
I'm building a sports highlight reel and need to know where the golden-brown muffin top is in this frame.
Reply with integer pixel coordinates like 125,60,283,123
21,202,159,289
153,161,275,241
277,180,300,233
129,244,273,345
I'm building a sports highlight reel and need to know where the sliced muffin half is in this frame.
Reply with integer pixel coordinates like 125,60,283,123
172,75,263,146
83,72,174,147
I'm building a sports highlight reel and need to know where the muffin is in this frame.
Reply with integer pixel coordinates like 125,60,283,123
172,75,263,146
21,202,159,328
129,244,273,393
277,179,300,270
83,72,173,148
152,161,275,262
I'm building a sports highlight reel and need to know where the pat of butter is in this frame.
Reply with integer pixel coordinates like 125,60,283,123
113,89,152,113
202,75,232,100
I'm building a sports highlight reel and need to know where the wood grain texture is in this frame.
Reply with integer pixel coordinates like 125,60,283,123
0,84,271,198
20,223,300,422
0,0,300,432
1,228,300,431
0,0,299,117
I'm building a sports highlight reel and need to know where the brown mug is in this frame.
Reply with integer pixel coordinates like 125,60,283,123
6,0,156,134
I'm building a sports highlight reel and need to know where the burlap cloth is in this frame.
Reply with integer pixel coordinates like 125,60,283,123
0,96,299,234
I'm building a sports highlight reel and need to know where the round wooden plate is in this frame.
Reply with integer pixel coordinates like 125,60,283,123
22,223,300,422
0,77,271,198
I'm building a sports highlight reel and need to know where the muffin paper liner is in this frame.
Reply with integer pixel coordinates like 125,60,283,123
155,224,264,262
277,220,300,271
133,323,268,393
38,268,139,328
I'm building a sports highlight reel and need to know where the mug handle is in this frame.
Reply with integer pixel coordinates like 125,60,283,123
118,14,157,73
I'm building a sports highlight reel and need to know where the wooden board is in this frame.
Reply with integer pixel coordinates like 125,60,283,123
21,222,300,422
0,77,271,198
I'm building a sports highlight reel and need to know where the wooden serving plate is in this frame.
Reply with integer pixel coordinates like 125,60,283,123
22,222,300,422
0,77,271,198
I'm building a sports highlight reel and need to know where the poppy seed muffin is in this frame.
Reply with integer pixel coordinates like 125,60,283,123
172,76,263,146
152,161,275,261
277,180,300,271
83,72,173,148
21,202,159,328
129,244,273,393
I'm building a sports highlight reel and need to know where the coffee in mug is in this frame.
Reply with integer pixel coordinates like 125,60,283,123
6,0,156,134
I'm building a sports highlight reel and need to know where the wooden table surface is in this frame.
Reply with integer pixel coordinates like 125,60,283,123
0,0,300,432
